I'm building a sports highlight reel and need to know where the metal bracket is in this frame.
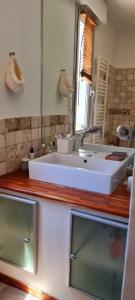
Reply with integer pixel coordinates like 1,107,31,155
70,253,77,260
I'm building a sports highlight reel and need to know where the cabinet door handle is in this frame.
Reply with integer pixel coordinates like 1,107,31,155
24,238,30,244
70,253,77,260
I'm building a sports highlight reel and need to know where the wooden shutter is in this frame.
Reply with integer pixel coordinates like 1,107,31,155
80,8,96,83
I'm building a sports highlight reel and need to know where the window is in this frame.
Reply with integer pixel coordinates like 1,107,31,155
75,6,96,131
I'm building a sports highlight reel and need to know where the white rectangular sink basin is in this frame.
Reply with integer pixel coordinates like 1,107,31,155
81,143,135,153
29,149,134,195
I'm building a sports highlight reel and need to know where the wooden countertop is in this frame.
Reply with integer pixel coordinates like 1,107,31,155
0,170,130,218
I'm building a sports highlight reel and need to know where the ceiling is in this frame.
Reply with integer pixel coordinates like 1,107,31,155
106,0,135,30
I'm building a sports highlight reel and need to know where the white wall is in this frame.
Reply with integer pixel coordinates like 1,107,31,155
94,19,117,66
43,0,75,116
0,0,41,118
78,0,107,24
94,23,135,69
115,31,135,68
94,9,135,69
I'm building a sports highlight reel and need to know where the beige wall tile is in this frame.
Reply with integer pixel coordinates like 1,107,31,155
15,158,22,170
32,139,39,152
31,116,39,129
39,116,42,128
23,130,32,143
0,134,6,148
0,114,72,175
0,162,6,176
15,130,24,144
107,66,135,144
16,144,24,159
44,116,50,127
7,146,16,161
6,118,21,133
21,117,31,130
38,128,41,139
67,124,72,133
32,128,39,140
0,120,5,134
5,118,16,133
44,137,50,146
50,126,56,138
64,115,69,124
6,132,16,147
45,127,50,138
57,116,65,125
56,125,62,135
15,118,22,131
59,125,65,133
127,74,133,80
116,74,121,80
0,148,6,163
50,116,58,126
64,125,69,134
24,142,31,157
6,160,16,174
69,114,73,124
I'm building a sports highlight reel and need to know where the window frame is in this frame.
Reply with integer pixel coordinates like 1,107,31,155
73,4,96,133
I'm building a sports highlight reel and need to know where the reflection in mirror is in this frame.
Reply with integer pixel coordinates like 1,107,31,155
42,0,135,149
42,0,74,147
74,0,135,148
74,5,97,132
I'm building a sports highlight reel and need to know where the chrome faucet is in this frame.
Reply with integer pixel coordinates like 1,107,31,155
79,126,103,147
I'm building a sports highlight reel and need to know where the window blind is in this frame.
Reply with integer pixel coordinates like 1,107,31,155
80,8,96,83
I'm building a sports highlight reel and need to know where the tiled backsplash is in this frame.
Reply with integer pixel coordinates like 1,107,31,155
0,116,41,176
107,66,135,146
42,114,73,145
0,114,72,176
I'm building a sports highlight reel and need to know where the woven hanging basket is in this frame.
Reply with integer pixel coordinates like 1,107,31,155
5,54,25,94
58,70,74,98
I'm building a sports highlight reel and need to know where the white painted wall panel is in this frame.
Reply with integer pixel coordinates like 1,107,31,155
0,0,41,118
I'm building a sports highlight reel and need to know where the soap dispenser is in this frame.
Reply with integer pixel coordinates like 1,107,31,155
29,146,35,160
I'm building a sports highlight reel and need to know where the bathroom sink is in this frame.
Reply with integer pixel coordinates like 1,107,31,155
79,143,135,156
29,149,134,195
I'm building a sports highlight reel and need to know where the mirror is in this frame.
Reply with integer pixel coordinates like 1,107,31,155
41,0,75,146
42,0,75,116
42,0,135,148
93,0,135,148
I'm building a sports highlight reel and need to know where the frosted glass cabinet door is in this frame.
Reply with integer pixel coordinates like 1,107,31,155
0,194,37,273
69,212,127,300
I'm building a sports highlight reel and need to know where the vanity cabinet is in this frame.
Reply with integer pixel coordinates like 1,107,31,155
0,188,129,300
0,193,37,273
69,210,128,300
